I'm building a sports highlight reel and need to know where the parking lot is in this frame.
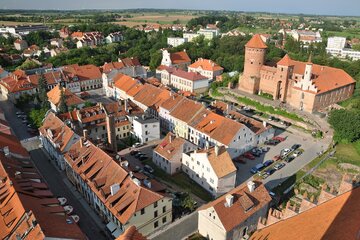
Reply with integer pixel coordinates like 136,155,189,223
234,128,327,190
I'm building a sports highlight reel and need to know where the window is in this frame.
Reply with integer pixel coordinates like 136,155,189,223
162,217,167,223
154,210,158,218
154,221,158,228
163,206,166,213
154,202,158,208
145,124,148,128
210,178,214,184
141,209,145,215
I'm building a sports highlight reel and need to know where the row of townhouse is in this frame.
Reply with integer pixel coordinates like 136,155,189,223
111,73,275,159
156,50,223,93
0,120,86,239
0,64,102,102
39,112,172,238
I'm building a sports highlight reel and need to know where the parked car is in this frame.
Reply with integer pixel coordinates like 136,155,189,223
130,150,140,156
233,157,246,164
265,168,276,175
291,144,301,151
259,172,269,179
281,148,291,156
263,160,274,167
260,147,270,152
250,167,259,174
139,156,148,161
243,152,255,160
132,143,144,148
274,162,286,170
292,150,302,157
22,119,28,124
134,152,144,158
284,121,291,127
144,165,154,173
285,155,295,163
273,155,282,161
16,111,23,115
265,139,280,145
273,136,286,142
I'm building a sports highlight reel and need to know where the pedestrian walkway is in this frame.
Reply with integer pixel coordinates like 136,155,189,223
21,136,41,151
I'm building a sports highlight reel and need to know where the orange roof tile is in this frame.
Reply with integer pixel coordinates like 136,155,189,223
154,133,189,161
172,69,208,81
170,51,191,64
197,146,236,178
116,225,147,240
47,85,84,107
245,34,268,49
277,54,293,66
199,181,271,232
250,187,360,240
189,58,224,72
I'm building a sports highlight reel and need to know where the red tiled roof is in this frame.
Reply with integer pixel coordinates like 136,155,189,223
245,34,268,49
170,51,191,64
250,187,360,240
172,69,208,81
189,58,224,72
62,64,102,81
116,225,147,240
199,181,271,232
47,85,84,107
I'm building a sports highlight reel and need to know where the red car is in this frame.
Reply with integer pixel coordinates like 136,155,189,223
243,152,255,160
273,155,282,161
273,136,286,142
233,157,246,164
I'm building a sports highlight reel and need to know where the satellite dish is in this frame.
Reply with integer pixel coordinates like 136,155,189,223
115,154,120,160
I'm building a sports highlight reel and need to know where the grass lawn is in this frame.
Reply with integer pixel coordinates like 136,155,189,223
330,142,360,167
143,160,213,202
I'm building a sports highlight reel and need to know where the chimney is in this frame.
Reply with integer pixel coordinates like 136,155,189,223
225,194,234,207
215,145,220,156
79,138,84,148
110,183,120,196
169,134,173,143
124,99,128,113
106,114,117,153
247,181,256,192
263,121,267,127
205,141,210,150
83,129,88,139
3,146,10,157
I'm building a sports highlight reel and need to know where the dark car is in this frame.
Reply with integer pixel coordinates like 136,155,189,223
138,155,148,161
265,168,276,175
130,150,140,156
263,160,274,167
291,144,301,151
265,139,280,146
274,162,285,170
250,167,259,174
285,155,295,163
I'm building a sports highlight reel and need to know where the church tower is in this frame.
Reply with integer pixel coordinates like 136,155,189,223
238,34,267,94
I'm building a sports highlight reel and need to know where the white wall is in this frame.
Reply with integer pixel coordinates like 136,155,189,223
133,117,160,143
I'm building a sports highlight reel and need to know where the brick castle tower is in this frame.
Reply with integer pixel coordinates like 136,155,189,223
238,34,267,94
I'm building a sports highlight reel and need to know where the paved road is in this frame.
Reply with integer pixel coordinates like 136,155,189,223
234,128,326,190
0,97,34,140
30,149,108,240
0,97,109,240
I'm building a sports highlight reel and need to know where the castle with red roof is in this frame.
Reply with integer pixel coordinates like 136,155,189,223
239,34,356,112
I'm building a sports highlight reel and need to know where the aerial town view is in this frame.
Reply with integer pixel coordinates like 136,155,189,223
0,0,360,239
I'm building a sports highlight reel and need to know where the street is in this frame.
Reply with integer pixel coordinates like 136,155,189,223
234,128,326,190
0,97,109,240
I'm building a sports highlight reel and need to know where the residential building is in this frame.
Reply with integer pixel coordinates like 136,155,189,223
182,146,236,197
23,44,41,58
39,111,81,170
252,178,360,240
76,32,104,48
50,38,64,48
61,64,102,91
106,31,124,43
188,58,224,80
169,69,209,93
0,67,8,80
197,25,220,40
160,49,191,70
14,39,28,50
59,26,70,38
50,47,69,57
0,132,86,239
133,115,160,143
326,36,360,60
153,133,197,175
198,181,271,240
279,29,322,45
167,37,187,47
47,85,85,112
59,101,142,145
0,69,37,102
116,226,147,240
0,24,48,35
183,32,201,42
63,138,172,237
239,34,355,113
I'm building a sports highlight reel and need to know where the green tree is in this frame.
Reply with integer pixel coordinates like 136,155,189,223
58,87,68,113
328,109,360,143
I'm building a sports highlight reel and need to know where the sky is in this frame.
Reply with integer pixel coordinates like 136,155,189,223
0,0,359,16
